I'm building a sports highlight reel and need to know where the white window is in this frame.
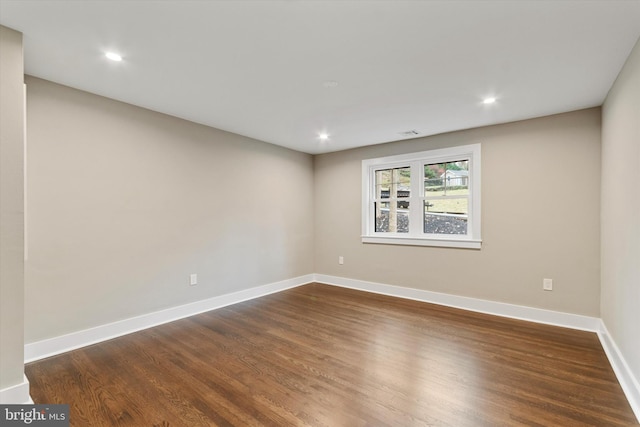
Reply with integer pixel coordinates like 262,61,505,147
362,143,481,249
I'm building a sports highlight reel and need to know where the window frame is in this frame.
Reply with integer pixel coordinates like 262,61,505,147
361,143,481,249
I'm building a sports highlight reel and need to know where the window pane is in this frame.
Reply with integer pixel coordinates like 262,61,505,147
424,200,467,235
376,167,410,200
375,201,409,233
376,169,391,199
425,197,468,215
424,163,443,194
425,160,469,196
424,213,467,235
396,167,411,190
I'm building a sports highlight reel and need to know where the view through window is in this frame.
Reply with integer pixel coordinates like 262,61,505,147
362,144,481,249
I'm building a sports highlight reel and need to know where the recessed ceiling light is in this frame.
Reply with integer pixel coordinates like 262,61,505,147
318,132,329,141
105,52,122,62
482,97,497,105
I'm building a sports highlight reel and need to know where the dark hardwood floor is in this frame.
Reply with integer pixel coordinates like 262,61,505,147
26,283,637,426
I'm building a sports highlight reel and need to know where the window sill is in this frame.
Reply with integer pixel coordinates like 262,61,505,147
362,235,482,249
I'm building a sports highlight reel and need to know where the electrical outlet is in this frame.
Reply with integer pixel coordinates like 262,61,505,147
338,256,344,265
543,278,553,291
190,273,198,286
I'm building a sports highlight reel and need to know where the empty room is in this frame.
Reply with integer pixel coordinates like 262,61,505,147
1,1,639,426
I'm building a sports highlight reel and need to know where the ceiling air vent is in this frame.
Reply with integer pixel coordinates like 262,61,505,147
399,130,419,136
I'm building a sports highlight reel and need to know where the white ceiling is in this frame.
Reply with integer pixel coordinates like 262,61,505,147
1,1,639,154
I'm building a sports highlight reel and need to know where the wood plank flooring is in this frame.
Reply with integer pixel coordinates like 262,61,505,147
26,283,637,426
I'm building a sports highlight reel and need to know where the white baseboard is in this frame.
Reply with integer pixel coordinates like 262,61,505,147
597,321,640,422
0,374,32,404
314,274,601,332
22,272,638,423
24,274,314,363
314,274,639,423
26,273,600,363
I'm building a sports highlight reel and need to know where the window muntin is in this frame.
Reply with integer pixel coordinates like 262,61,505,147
362,144,481,249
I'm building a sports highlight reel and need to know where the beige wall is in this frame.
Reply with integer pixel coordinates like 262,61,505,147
315,108,601,316
601,37,640,388
24,76,314,343
0,26,25,391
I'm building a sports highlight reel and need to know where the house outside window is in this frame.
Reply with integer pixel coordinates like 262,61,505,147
362,143,481,249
